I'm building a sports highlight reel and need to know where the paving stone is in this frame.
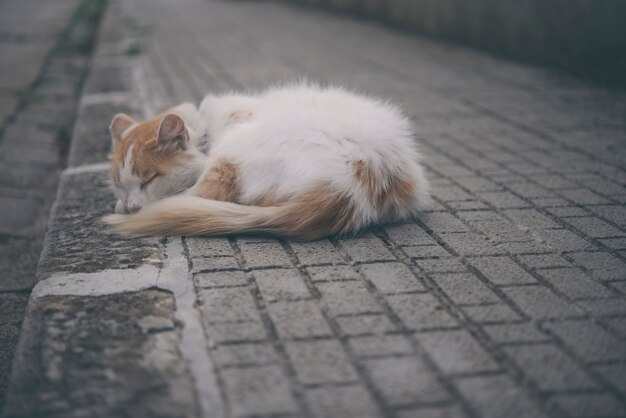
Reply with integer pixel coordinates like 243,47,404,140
221,365,299,417
267,300,332,339
286,340,358,384
208,321,267,344
0,321,21,412
186,237,233,257
416,258,468,274
503,209,561,230
348,334,413,357
0,237,40,291
565,217,626,238
454,177,502,193
549,393,626,418
506,182,554,199
384,223,436,246
396,405,467,418
306,265,361,282
340,235,395,263
386,293,458,330
0,194,41,237
469,256,537,285
306,385,383,418
316,280,382,316
432,184,474,202
505,344,598,391
0,162,59,190
432,273,500,305
359,262,425,293
588,205,626,227
460,304,521,324
455,375,547,418
439,232,501,256
531,197,573,208
363,356,449,405
546,206,590,218
567,252,626,281
335,314,397,336
215,343,278,367
446,200,490,210
535,229,595,252
191,256,240,272
593,364,626,395
289,240,344,265
0,293,29,325
576,298,626,317
469,219,530,243
537,268,613,299
501,286,583,318
484,323,550,344
194,270,248,288
199,287,261,323
496,240,553,254
418,329,499,374
558,189,612,205
402,244,452,259
516,254,573,269
598,237,626,249
477,191,531,209
238,241,292,269
422,213,470,233
254,268,310,302
543,320,626,362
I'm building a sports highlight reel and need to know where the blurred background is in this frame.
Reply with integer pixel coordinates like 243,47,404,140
289,0,626,87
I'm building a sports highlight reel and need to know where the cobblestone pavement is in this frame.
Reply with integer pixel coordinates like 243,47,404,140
3,0,626,417
0,0,106,410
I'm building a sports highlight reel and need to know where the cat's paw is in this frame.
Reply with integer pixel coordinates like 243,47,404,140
115,199,128,214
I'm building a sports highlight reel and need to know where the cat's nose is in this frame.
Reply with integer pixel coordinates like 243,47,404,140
127,204,141,214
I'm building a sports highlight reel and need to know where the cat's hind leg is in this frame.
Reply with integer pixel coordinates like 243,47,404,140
188,159,240,202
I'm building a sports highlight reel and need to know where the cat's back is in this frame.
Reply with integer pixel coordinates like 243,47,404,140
260,84,409,135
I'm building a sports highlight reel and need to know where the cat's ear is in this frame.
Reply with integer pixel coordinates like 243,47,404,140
157,114,189,152
109,113,135,143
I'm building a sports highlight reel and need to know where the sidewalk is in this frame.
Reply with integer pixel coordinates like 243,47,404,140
3,0,626,417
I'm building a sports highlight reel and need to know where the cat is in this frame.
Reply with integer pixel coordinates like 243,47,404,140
104,83,430,240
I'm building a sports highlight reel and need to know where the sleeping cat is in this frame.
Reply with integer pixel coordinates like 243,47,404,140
104,84,430,240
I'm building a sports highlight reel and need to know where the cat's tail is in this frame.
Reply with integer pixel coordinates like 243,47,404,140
102,187,357,241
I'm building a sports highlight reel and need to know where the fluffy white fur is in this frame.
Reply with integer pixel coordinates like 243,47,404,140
106,83,430,239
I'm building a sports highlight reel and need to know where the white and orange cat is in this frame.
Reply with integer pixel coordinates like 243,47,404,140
104,84,430,240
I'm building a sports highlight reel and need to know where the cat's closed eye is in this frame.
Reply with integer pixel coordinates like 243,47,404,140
141,174,159,189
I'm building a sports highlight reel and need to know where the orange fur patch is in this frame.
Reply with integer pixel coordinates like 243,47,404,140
353,160,415,215
226,110,252,126
267,185,356,240
193,159,241,202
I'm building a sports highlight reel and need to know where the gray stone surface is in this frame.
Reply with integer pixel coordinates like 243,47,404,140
3,290,199,418
3,0,626,417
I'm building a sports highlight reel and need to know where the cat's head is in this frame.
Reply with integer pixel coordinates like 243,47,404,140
109,112,204,214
